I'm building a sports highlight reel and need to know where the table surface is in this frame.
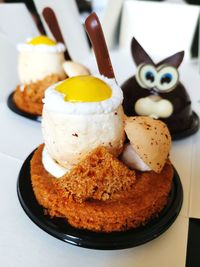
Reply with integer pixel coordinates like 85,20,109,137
0,49,200,267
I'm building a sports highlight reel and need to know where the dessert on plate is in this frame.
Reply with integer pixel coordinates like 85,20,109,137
13,35,90,116
31,74,173,232
29,13,174,233
122,37,198,136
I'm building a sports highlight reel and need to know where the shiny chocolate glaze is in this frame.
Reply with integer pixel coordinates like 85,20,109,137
122,76,193,134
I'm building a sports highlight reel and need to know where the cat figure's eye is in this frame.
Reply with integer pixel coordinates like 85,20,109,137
136,64,157,89
156,65,179,92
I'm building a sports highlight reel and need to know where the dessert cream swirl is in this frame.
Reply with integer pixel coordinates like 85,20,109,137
43,75,123,114
17,42,66,53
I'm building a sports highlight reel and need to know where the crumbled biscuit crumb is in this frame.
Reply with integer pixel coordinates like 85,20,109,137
58,147,136,202
31,145,174,232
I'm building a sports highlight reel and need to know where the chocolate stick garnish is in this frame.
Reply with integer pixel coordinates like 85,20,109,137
85,12,115,79
42,7,71,60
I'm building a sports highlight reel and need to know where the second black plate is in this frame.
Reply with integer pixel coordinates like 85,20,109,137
172,111,199,140
17,150,183,250
7,92,41,122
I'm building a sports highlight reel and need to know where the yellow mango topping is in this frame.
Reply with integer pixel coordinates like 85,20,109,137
55,76,112,102
27,35,56,46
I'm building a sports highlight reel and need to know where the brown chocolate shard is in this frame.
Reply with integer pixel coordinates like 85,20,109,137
42,7,71,60
85,12,115,79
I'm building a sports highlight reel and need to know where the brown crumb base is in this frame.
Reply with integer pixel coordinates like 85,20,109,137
31,145,174,233
13,74,66,116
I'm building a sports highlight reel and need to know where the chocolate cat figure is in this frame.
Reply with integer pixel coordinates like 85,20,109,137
122,37,199,138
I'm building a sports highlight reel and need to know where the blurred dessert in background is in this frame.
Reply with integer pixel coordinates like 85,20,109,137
13,35,90,116
13,35,66,115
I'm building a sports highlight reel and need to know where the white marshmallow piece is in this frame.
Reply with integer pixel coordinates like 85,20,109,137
121,143,151,171
42,146,69,178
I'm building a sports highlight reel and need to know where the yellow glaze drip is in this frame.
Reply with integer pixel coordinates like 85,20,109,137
55,76,112,102
27,35,56,46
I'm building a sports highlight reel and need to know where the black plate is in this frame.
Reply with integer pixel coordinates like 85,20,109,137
17,150,183,250
7,92,41,122
172,111,199,140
